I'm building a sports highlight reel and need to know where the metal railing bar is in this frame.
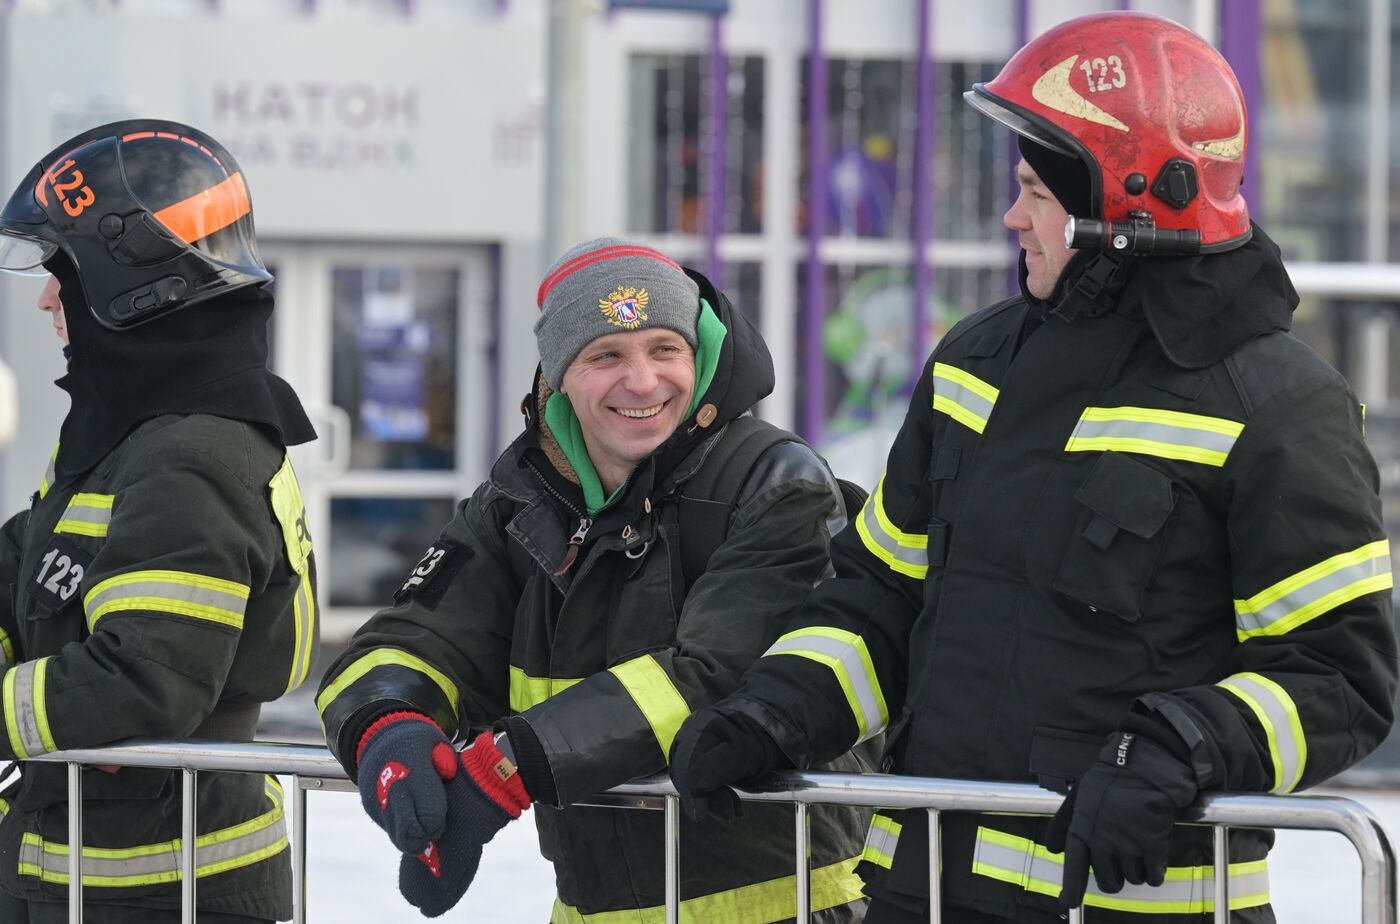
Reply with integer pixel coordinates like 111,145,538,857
795,801,810,922
67,762,81,924
927,808,940,924
664,795,679,924
1213,825,1229,924
181,769,196,922
28,742,1396,924
293,776,308,924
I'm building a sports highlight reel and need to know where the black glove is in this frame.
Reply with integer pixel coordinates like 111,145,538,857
669,706,784,822
355,712,458,853
1045,729,1198,911
397,731,532,917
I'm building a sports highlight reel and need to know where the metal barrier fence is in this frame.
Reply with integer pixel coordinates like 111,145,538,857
23,740,1398,924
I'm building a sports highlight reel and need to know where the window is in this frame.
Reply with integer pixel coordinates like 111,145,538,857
628,54,766,235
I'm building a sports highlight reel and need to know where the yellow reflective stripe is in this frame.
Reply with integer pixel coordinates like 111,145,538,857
316,649,461,732
0,627,13,670
268,454,312,576
54,493,115,538
1065,406,1244,467
861,813,903,869
84,570,250,633
550,855,864,924
854,476,929,580
932,363,999,434
1235,540,1393,639
38,443,58,500
18,776,287,887
509,667,583,712
4,657,56,758
608,655,691,761
972,826,1270,913
284,568,316,695
0,797,9,818
763,627,888,741
1218,672,1307,793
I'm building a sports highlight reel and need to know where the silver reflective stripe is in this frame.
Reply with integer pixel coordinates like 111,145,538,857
4,659,54,758
855,479,929,578
285,570,316,694
861,814,901,869
973,829,1270,912
1064,407,1244,467
932,363,999,434
38,445,57,500
764,631,886,741
55,495,114,537
1217,672,1306,793
1070,418,1238,457
85,571,249,632
17,780,288,886
1235,541,1392,639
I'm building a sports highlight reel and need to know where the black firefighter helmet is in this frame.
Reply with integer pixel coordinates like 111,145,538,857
0,118,270,330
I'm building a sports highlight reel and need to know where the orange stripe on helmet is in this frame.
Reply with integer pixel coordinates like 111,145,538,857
152,171,251,245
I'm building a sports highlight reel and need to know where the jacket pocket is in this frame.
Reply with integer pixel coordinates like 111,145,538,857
1029,725,1105,793
1052,451,1177,623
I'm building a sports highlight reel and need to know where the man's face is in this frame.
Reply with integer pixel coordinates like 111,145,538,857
1004,159,1074,300
37,274,68,346
560,328,696,480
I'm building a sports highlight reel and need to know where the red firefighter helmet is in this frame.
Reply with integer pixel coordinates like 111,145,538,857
966,11,1250,253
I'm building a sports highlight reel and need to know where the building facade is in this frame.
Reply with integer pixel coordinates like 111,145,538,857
0,0,1395,641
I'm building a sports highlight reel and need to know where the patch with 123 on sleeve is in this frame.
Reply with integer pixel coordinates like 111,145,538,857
394,541,471,610
29,534,94,617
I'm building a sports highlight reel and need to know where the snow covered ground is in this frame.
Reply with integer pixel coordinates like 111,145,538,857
289,777,1398,923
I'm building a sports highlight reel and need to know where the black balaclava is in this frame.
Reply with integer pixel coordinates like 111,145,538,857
1018,135,1091,220
1015,136,1134,325
49,253,315,479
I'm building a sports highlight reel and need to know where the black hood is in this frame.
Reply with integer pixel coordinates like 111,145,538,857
50,255,316,479
507,265,774,511
1021,222,1297,369
1135,222,1298,368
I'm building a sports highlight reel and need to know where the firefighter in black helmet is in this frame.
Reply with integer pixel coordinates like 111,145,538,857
0,120,318,923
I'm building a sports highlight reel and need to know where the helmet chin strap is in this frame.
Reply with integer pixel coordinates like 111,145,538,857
1050,250,1135,322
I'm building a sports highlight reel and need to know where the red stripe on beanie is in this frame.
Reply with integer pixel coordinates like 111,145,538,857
536,245,684,308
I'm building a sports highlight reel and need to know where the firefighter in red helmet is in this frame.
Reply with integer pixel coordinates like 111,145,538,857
0,120,317,923
670,12,1397,923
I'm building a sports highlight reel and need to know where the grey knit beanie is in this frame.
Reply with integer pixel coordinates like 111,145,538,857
534,237,701,388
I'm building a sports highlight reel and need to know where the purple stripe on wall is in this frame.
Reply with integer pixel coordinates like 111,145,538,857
1219,0,1262,214
706,11,727,281
802,0,828,445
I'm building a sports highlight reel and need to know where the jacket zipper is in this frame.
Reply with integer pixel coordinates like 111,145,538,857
553,516,594,577
524,460,594,577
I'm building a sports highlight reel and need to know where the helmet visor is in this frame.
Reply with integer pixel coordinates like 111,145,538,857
964,87,1079,157
0,230,57,276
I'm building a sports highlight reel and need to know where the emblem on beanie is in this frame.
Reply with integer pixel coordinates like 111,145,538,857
600,287,649,330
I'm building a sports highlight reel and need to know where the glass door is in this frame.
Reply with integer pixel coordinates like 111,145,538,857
263,242,495,639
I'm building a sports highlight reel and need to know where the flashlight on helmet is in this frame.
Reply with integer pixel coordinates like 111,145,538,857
1065,215,1202,257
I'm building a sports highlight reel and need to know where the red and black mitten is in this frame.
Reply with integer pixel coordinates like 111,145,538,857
355,712,459,854
398,731,532,918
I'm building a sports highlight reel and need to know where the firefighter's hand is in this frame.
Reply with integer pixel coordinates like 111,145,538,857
397,731,532,918
669,706,784,823
355,713,458,854
1045,732,1198,911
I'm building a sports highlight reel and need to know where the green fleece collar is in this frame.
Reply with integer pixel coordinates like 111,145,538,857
545,298,728,514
